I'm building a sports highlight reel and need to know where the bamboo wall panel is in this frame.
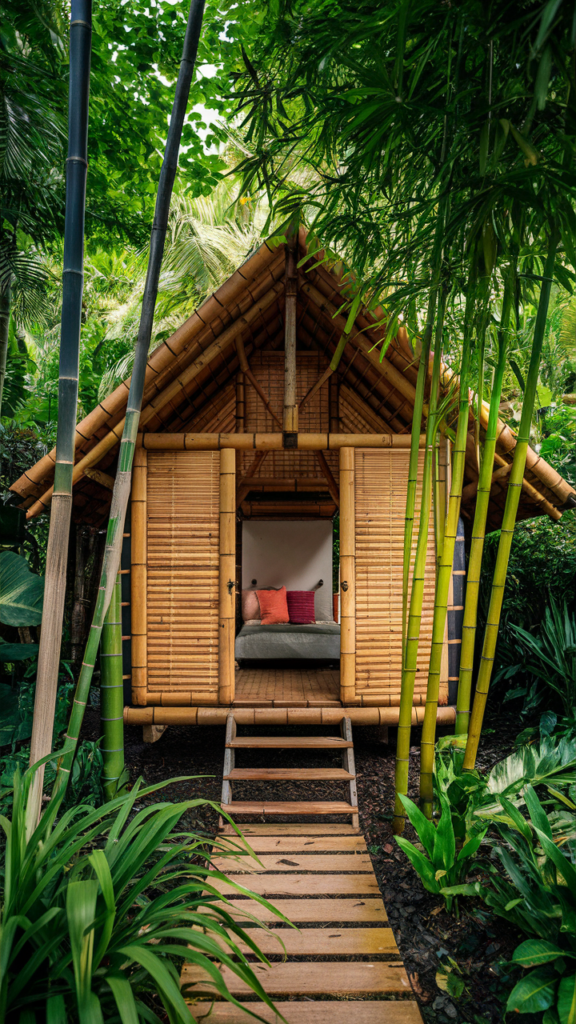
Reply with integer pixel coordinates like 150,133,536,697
146,451,220,702
243,352,338,480
354,449,446,703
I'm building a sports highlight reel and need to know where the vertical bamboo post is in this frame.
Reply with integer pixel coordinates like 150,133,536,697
28,0,92,819
329,375,340,434
339,447,356,704
219,449,236,704
283,232,298,435
100,573,124,800
131,445,147,705
236,370,245,432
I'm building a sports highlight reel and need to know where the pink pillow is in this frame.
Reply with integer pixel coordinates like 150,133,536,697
241,590,260,623
257,586,289,625
286,590,315,624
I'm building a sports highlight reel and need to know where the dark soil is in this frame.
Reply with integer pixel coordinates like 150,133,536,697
82,706,523,1023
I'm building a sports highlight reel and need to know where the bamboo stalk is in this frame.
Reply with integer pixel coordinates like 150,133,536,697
420,331,473,814
463,231,559,768
219,449,236,704
393,293,444,835
339,448,356,703
100,573,124,799
28,0,92,820
52,0,206,798
455,277,512,734
0,286,10,417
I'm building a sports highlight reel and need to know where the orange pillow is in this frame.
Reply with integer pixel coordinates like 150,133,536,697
257,586,289,625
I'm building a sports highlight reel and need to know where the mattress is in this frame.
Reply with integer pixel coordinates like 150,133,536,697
235,622,341,661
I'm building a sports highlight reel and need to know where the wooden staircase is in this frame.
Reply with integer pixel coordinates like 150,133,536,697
182,718,423,1021
219,713,359,828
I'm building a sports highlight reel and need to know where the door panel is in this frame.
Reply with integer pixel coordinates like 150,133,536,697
353,448,446,706
145,450,221,704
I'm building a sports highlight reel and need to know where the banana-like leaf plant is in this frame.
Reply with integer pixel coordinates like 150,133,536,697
0,551,44,627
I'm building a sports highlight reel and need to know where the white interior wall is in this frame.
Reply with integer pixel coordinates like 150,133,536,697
242,520,334,621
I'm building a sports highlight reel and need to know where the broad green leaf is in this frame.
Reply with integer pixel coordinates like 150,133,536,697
47,995,67,1024
0,553,44,627
398,792,436,859
506,968,557,1014
0,643,39,661
558,972,576,1024
512,940,573,967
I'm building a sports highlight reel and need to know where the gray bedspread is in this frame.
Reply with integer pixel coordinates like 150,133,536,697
235,622,340,661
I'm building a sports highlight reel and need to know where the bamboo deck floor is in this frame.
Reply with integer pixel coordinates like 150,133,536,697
183,823,422,1023
234,667,341,707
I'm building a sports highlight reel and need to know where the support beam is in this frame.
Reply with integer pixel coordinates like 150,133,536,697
315,451,340,507
219,449,236,705
339,448,356,704
140,432,427,452
284,233,298,434
125,705,458,727
236,332,283,430
235,370,245,432
236,450,268,506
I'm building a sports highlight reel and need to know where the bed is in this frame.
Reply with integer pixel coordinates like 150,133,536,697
235,621,341,663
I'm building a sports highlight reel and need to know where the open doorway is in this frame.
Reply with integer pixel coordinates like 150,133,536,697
234,519,341,706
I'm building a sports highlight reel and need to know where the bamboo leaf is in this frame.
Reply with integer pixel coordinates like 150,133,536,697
105,974,139,1024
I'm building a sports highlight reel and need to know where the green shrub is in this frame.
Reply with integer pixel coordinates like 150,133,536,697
445,786,576,1023
0,757,291,1022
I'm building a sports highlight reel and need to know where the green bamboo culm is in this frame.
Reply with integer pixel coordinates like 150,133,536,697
52,0,207,800
401,215,445,657
100,574,124,800
28,0,92,821
393,291,445,835
455,273,513,734
0,284,10,416
419,290,475,814
463,230,559,769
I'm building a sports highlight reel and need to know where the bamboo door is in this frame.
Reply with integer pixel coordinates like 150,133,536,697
130,447,235,707
339,447,447,706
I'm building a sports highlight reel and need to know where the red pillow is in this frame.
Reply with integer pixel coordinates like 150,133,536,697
257,586,289,625
286,590,315,624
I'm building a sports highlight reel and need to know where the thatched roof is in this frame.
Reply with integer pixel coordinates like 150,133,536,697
10,228,576,528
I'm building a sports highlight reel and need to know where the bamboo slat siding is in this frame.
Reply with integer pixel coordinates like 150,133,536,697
354,449,447,703
146,451,220,703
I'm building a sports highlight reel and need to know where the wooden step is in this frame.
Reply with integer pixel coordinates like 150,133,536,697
221,823,360,835
226,736,353,749
192,1001,422,1023
231,835,368,852
214,897,388,923
212,873,381,897
224,767,355,781
221,800,356,817
183,960,411,997
215,926,398,956
212,853,373,873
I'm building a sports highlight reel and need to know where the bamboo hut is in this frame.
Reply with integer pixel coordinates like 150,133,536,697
11,230,576,731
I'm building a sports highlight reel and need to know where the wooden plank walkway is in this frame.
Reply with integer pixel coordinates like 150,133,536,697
183,823,422,1022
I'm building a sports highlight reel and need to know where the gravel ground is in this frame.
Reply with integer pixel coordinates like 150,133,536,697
82,706,521,1023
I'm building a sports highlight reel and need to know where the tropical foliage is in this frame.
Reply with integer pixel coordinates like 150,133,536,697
0,760,289,1022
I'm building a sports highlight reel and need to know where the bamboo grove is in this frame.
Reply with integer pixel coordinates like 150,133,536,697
26,0,576,815
221,0,576,825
